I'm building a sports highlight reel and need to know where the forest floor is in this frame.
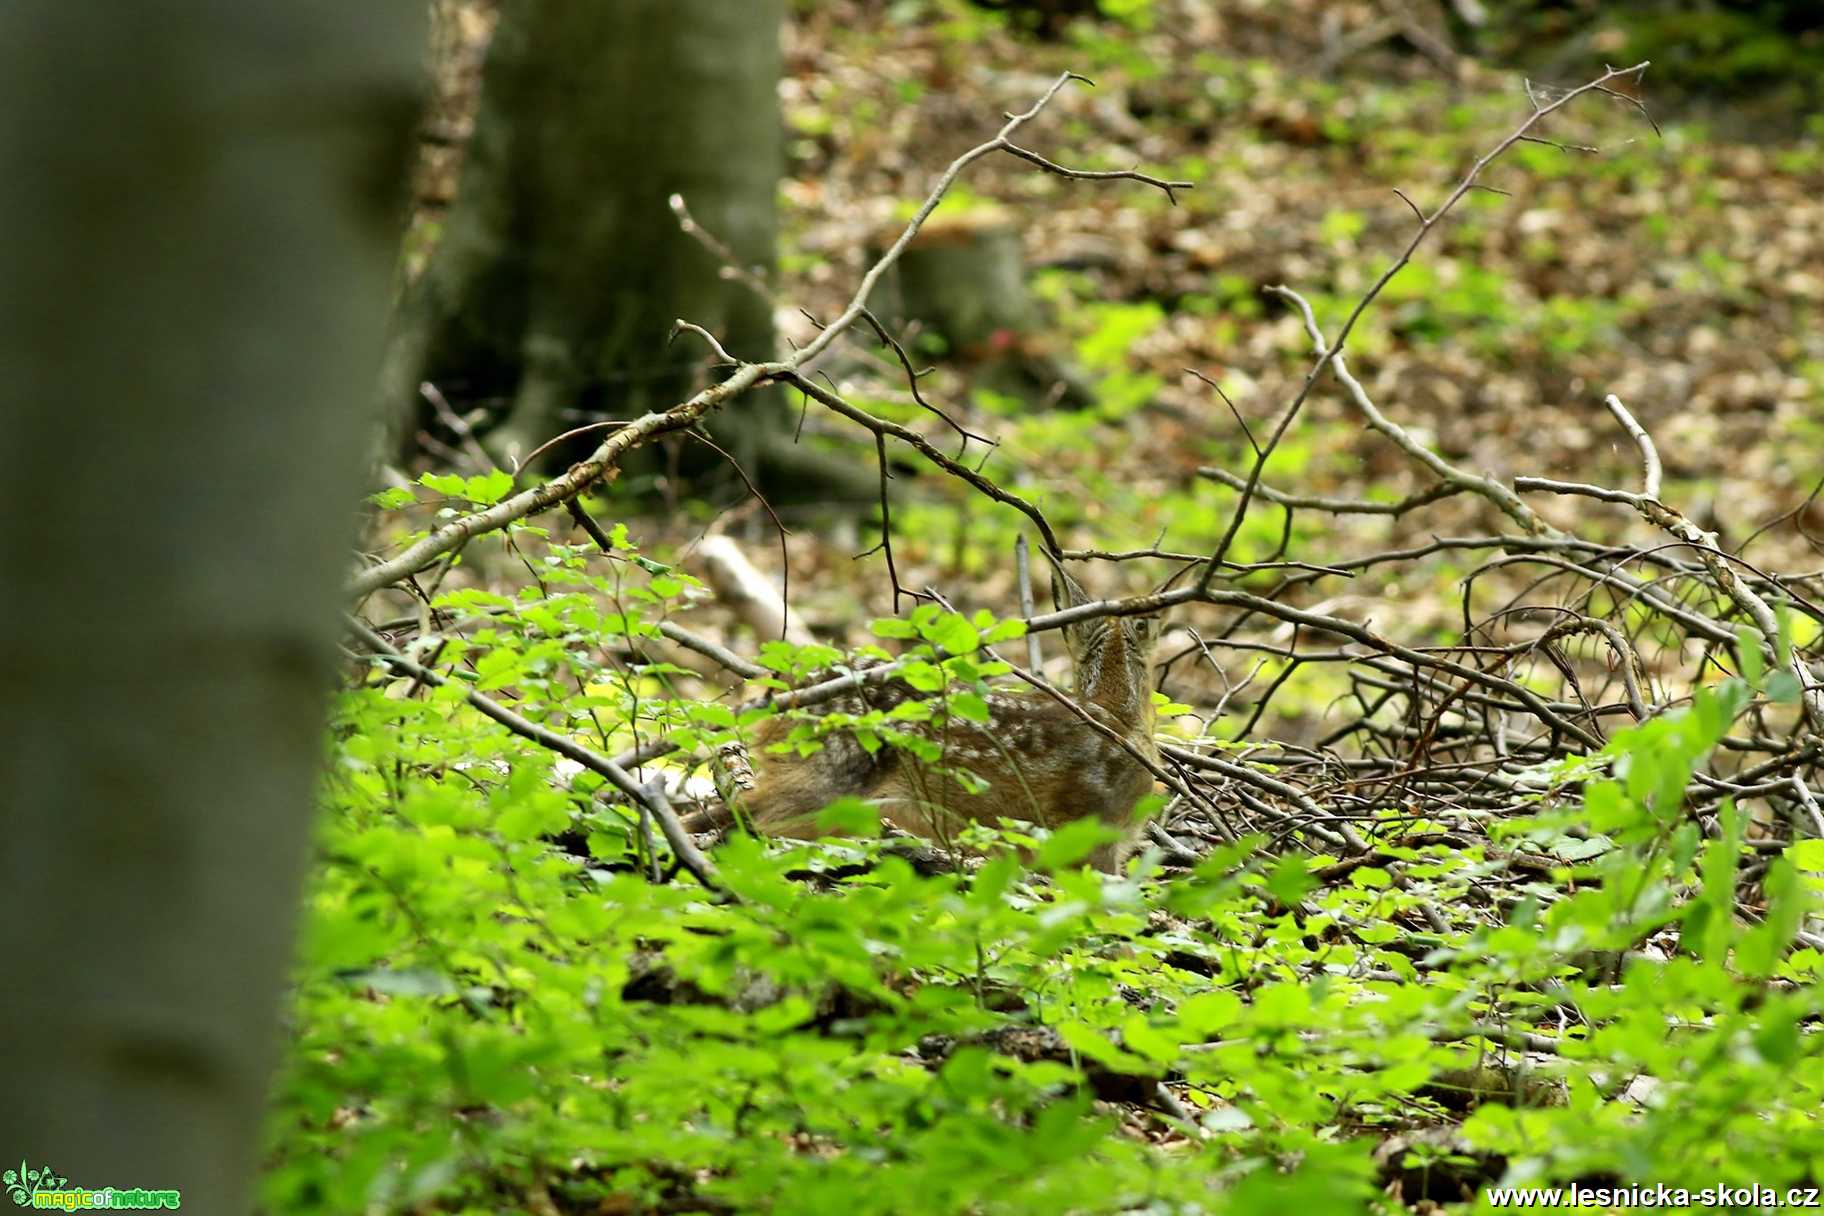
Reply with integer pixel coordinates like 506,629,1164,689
298,5,1824,1210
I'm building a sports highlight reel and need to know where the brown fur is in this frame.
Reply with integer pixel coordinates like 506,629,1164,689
715,566,1164,873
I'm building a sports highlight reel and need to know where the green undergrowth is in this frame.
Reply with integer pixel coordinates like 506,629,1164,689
297,6,1824,1204
265,511,1824,1213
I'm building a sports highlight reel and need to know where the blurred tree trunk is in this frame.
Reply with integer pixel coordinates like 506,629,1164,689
872,209,1094,409
0,2,421,1211
389,0,869,499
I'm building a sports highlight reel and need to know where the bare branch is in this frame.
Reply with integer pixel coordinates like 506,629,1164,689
782,370,1065,555
1015,534,1043,671
1603,393,1662,501
1198,465,1466,517
669,191,772,302
1195,62,1651,590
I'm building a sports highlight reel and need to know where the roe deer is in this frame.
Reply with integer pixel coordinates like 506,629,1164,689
712,564,1166,873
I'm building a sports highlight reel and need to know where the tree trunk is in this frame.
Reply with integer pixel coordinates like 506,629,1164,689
393,0,869,499
872,209,1095,409
0,3,422,1211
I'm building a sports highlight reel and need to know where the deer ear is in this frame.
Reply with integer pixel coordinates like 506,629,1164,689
1047,559,1093,657
1049,560,1091,612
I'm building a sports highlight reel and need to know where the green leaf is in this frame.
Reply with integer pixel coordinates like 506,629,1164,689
1774,599,1796,667
1739,857,1805,977
1250,981,1311,1024
897,660,945,692
1263,854,1316,905
982,618,1028,644
368,486,417,509
463,468,515,505
1035,818,1116,870
920,611,981,655
1120,1012,1182,1064
1790,838,1824,871
950,690,991,722
870,617,918,639
689,703,737,729
1753,1008,1801,1065
1177,990,1242,1037
497,795,567,842
1737,625,1765,687
1151,690,1195,716
1056,1021,1155,1075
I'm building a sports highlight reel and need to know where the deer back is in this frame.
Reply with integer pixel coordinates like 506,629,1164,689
737,561,1167,868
